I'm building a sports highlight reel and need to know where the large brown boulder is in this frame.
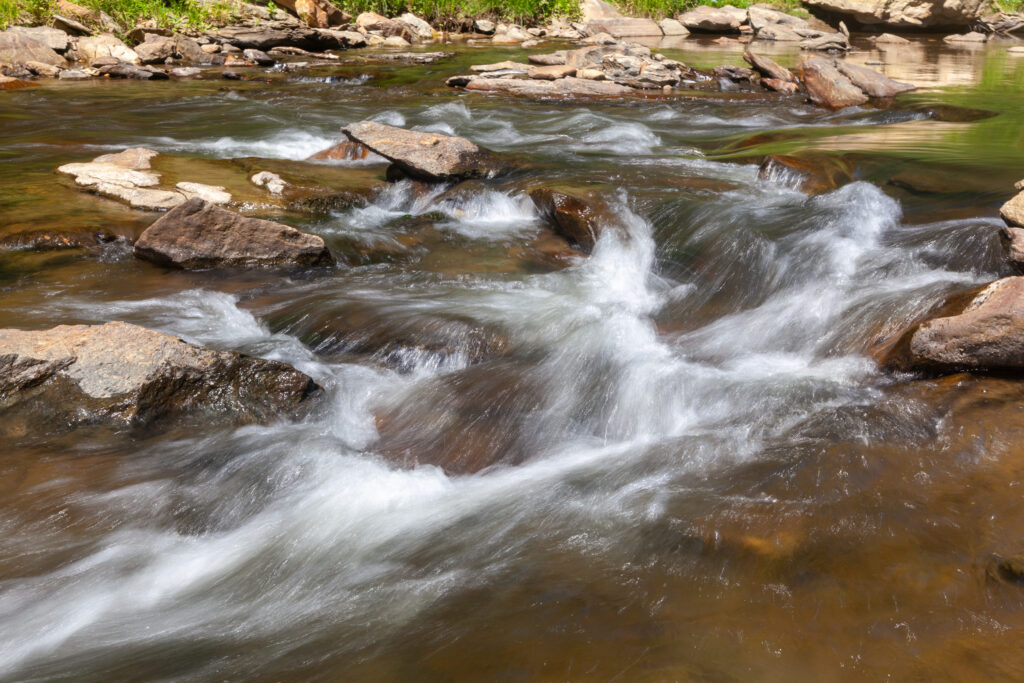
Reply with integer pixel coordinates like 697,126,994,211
0,321,319,436
341,121,509,182
800,55,868,108
1001,191,1024,228
584,18,663,37
905,277,1024,372
0,29,67,67
834,60,915,97
134,198,333,268
275,0,349,27
803,0,988,29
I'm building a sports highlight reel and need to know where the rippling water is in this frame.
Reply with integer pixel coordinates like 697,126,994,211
3,37,1024,681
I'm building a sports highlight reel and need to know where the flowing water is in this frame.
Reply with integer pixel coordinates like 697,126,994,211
2,35,1024,681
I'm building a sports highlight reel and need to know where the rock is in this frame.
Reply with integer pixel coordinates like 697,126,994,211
94,147,158,169
0,76,38,90
251,170,288,194
602,52,680,88
872,32,911,43
279,0,349,28
470,60,529,73
170,66,201,77
211,25,361,51
585,18,663,37
134,36,175,64
748,6,810,31
582,0,624,21
134,197,333,268
658,18,690,36
944,31,987,43
8,26,70,53
1001,191,1024,228
175,182,231,204
576,68,606,80
834,60,915,97
341,120,509,182
222,71,242,80
174,35,204,63
396,12,434,41
800,55,868,108
529,188,620,253
307,140,372,161
492,25,531,44
0,321,318,434
0,228,118,251
678,5,748,33
462,75,633,97
800,32,850,51
242,48,274,65
474,19,496,34
803,0,988,29
77,33,139,64
382,35,411,48
585,31,619,45
743,50,795,81
1000,226,1024,272
355,12,409,39
125,26,171,44
0,29,67,67
713,64,756,82
763,77,800,93
756,24,804,41
57,69,89,80
529,51,568,66
529,64,576,79
51,14,91,36
25,61,62,77
57,157,183,210
201,43,221,54
906,277,1024,372
96,61,168,80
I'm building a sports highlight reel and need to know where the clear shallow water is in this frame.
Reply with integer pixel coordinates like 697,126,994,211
3,38,1024,681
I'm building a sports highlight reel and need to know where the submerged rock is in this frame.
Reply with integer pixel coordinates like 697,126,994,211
134,197,333,269
903,277,1024,373
529,188,621,253
0,321,319,436
800,55,868,108
341,120,509,182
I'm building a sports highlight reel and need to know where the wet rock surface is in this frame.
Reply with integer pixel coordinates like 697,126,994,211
0,321,319,436
341,120,510,182
801,54,869,108
134,198,334,269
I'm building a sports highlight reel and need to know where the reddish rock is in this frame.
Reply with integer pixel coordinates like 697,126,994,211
800,55,868,108
743,50,794,82
529,187,621,253
834,60,915,97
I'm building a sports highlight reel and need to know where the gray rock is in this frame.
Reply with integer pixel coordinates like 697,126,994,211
134,197,334,268
803,0,988,29
8,26,69,52
834,60,915,97
0,29,67,67
678,4,748,32
0,321,319,435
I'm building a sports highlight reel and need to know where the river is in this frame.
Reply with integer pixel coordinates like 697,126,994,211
2,34,1024,681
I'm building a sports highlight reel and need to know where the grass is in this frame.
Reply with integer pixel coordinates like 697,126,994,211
608,0,808,20
0,0,239,32
339,0,581,25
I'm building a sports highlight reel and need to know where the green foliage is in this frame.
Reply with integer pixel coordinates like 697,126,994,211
0,0,238,33
607,0,806,20
339,0,579,25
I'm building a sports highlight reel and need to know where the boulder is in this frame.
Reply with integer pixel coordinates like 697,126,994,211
1000,226,1024,272
95,61,168,80
763,77,800,93
134,36,175,64
251,170,288,194
355,11,409,38
174,35,205,63
748,5,810,31
134,198,333,268
474,19,496,34
243,48,275,65
943,31,987,43
800,32,850,51
0,321,318,434
382,35,411,48
491,25,531,43
77,33,139,64
24,61,62,77
659,18,689,35
340,120,509,182
0,30,67,67
585,18,663,37
834,60,914,97
8,26,70,52
307,140,373,161
678,5,748,33
529,51,568,65
743,50,795,81
276,0,349,27
1001,191,1024,228
529,188,619,253
0,76,38,90
52,13,92,36
470,60,529,73
462,75,633,97
211,25,362,51
803,0,988,29
907,277,1024,372
170,66,201,77
396,12,434,41
800,55,867,108
756,24,804,40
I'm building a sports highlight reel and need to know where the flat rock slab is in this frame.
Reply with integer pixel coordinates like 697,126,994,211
835,60,914,97
744,50,794,81
341,120,509,182
910,277,1024,372
0,321,318,435
463,76,633,97
800,55,868,108
134,197,334,268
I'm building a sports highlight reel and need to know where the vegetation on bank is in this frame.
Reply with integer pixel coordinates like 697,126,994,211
2,0,1021,34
